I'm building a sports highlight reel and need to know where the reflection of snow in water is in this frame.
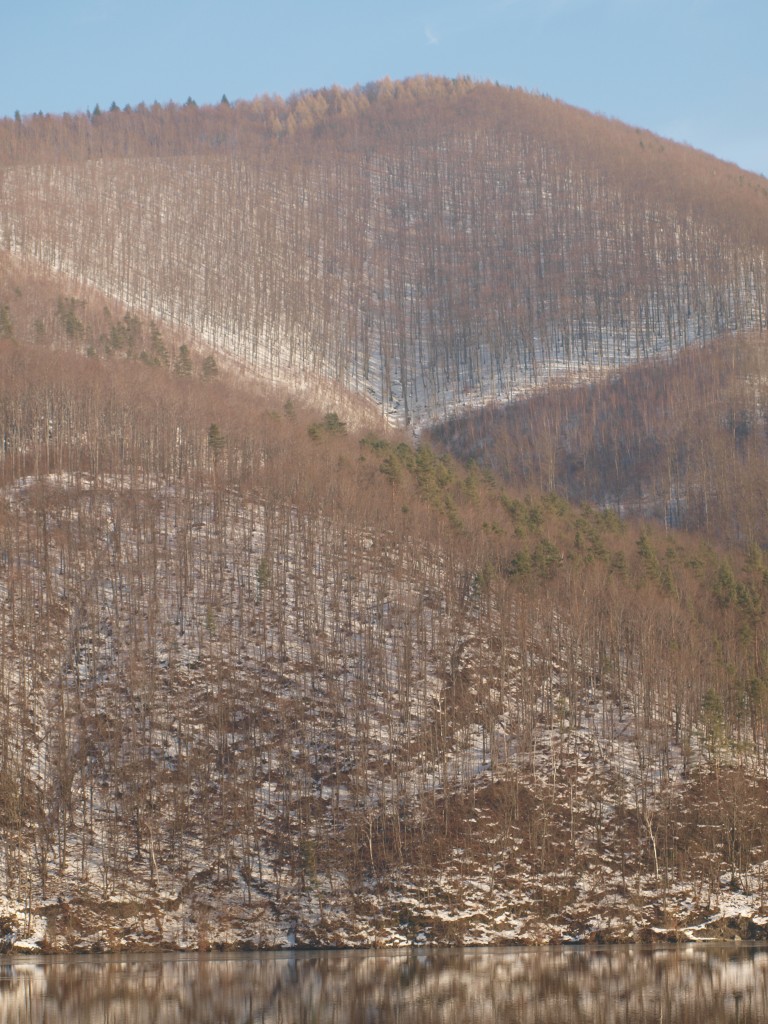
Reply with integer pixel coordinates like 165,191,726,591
0,947,766,1023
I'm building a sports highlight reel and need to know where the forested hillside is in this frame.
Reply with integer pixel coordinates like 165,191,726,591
430,333,768,548
2,276,768,948
2,78,767,425
2,81,768,951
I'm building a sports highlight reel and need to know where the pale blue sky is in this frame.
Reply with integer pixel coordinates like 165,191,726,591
3,0,767,176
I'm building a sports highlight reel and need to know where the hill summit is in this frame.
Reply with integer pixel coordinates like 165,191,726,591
2,77,767,426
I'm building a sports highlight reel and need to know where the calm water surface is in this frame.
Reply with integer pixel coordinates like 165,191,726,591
0,944,767,1023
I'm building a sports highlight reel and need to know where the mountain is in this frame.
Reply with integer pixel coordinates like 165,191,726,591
1,80,768,952
2,77,767,427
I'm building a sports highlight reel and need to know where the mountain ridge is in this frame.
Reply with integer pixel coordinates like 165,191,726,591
2,77,767,427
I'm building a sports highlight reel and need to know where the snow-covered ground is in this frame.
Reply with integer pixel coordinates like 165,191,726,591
2,149,764,431
1,468,767,952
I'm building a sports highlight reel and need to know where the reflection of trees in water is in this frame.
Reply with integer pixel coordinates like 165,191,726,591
0,947,766,1023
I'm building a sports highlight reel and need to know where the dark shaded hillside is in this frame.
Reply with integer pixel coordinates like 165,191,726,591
429,334,768,549
2,77,767,426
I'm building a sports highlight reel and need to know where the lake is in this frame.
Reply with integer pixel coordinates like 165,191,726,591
0,944,765,1022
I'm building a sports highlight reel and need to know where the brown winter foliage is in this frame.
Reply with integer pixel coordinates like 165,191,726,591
2,304,768,943
1,78,767,426
1,80,768,948
430,334,768,549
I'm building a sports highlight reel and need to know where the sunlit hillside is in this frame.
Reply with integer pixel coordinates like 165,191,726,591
2,313,768,948
1,77,767,426
2,81,768,951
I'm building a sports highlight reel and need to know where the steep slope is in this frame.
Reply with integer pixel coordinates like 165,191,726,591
3,327,768,950
1,78,767,426
3,80,768,952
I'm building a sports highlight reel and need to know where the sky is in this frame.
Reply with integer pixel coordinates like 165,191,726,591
3,0,767,177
